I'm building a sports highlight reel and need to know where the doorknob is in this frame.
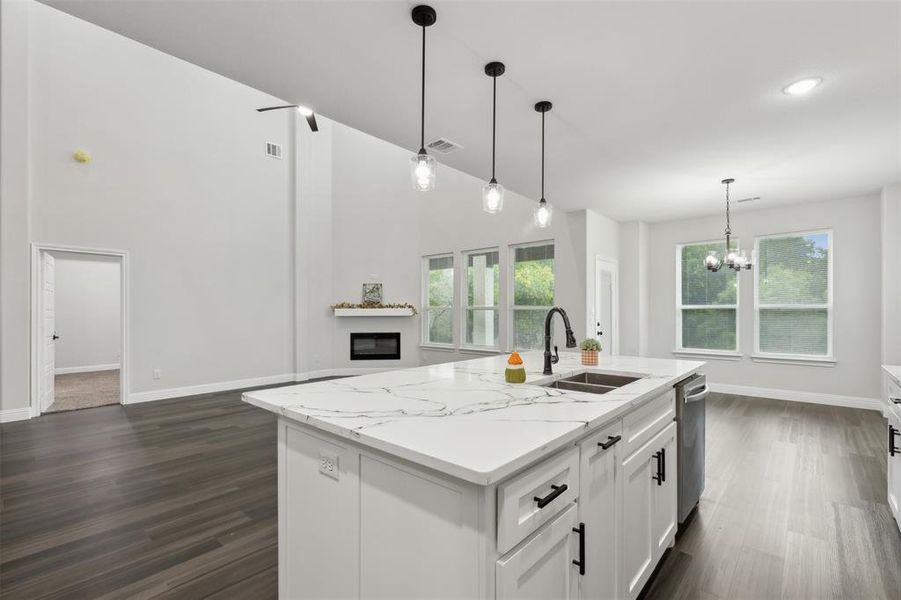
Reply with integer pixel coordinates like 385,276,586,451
51,333,60,340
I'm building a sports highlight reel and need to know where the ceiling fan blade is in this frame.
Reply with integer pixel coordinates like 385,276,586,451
256,104,299,112
306,113,319,132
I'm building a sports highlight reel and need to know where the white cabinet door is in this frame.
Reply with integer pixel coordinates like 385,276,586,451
578,423,622,600
650,422,678,559
497,503,579,600
620,439,654,600
888,412,901,527
620,421,678,600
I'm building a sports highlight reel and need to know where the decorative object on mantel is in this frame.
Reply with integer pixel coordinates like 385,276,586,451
705,178,752,273
331,302,418,317
504,351,526,384
361,283,384,304
579,338,601,366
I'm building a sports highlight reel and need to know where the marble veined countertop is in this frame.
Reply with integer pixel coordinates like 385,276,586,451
243,352,704,485
884,365,901,385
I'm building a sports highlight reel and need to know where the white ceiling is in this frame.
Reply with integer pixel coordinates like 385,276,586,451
41,0,901,222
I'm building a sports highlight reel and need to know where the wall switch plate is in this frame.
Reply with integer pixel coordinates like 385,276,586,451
318,450,339,480
152,369,161,380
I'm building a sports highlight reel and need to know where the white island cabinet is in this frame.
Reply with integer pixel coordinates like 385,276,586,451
244,352,703,599
885,366,901,531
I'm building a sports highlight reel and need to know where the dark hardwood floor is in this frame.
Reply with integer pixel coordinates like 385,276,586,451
1,390,899,599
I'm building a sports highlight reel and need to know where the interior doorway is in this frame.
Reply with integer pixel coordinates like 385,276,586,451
593,257,619,357
31,245,128,415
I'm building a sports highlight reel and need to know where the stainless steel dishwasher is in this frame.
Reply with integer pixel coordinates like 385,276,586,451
675,372,708,525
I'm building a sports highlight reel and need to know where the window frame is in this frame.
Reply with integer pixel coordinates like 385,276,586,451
421,253,455,349
674,239,741,356
753,229,834,362
508,240,556,351
461,247,501,351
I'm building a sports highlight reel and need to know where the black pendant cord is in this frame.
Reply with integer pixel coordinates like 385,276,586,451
724,180,732,249
419,25,426,154
540,110,546,200
491,75,497,181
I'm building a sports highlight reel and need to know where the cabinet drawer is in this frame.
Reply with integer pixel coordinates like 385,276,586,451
497,447,579,555
621,389,675,460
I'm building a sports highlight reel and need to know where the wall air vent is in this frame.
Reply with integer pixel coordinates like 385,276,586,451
265,142,283,159
426,137,463,154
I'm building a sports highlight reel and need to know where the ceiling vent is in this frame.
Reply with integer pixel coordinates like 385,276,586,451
426,137,463,154
265,142,283,159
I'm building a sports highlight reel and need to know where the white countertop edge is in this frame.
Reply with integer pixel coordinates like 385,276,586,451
245,361,702,486
884,365,901,385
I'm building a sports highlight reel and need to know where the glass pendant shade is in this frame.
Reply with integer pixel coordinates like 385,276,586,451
534,199,553,228
410,152,436,192
704,251,721,272
482,180,504,213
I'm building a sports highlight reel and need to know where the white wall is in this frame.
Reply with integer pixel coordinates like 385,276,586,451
295,118,587,372
52,253,121,371
882,183,901,366
2,2,296,411
584,209,620,341
618,221,649,357
646,195,883,401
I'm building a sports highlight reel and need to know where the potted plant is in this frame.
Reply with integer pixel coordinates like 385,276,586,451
580,338,601,366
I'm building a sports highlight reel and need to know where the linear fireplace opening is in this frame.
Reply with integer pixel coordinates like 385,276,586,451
350,332,401,360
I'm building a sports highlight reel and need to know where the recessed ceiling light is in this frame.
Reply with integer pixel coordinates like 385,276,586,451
782,77,823,96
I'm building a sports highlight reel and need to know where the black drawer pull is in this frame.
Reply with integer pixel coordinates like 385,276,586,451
891,396,901,405
598,435,622,450
533,484,568,509
572,522,585,575
890,425,899,457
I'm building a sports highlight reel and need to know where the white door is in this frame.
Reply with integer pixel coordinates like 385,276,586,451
497,503,579,600
578,423,622,600
594,258,618,356
620,442,654,600
650,422,678,559
40,252,56,412
888,412,901,526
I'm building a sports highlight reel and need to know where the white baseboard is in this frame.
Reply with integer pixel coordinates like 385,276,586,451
55,363,120,375
0,407,33,423
127,373,296,404
708,383,882,411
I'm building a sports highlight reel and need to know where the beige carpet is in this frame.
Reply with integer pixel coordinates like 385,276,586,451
47,370,120,413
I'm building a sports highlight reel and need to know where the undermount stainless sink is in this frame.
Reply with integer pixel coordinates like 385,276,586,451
543,372,641,395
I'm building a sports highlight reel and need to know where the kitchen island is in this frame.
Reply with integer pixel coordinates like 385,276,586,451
244,351,703,599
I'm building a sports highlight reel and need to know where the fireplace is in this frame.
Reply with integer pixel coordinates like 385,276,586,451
350,332,401,361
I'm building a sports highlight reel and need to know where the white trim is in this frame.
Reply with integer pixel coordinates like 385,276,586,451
754,229,833,358
708,382,880,411
128,373,295,404
419,343,455,352
0,408,32,423
55,363,120,375
458,346,503,356
333,308,415,317
30,244,130,415
672,349,742,361
674,239,740,355
750,353,836,367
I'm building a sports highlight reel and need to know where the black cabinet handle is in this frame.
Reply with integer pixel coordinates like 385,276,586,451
890,425,899,457
572,522,585,575
652,449,665,486
891,397,901,405
598,435,621,450
533,483,568,509
51,333,60,340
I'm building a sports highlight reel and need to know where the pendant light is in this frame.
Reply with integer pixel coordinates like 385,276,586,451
482,61,506,213
410,5,437,192
705,178,752,272
533,101,553,228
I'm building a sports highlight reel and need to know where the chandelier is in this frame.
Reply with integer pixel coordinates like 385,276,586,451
705,178,752,272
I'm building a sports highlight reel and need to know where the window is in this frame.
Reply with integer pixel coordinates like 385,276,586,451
423,254,454,345
676,241,738,352
511,242,555,350
464,249,500,348
755,230,832,357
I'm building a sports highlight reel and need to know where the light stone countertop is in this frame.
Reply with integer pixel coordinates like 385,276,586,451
243,351,704,485
884,365,901,385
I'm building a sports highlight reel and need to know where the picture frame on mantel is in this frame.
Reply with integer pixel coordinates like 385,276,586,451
362,283,383,304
